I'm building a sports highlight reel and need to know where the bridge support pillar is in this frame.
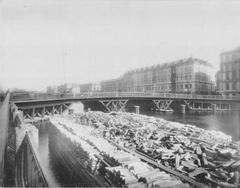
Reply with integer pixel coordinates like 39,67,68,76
153,100,173,112
41,107,45,117
52,106,55,115
134,105,140,114
99,100,128,112
60,105,63,114
32,108,35,119
23,110,31,120
212,104,217,113
184,100,194,110
228,103,231,110
181,104,186,114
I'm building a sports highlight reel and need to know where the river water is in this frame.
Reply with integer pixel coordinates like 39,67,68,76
38,130,61,187
38,110,240,186
146,111,240,141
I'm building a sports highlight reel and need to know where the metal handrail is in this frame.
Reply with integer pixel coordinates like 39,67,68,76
10,91,240,102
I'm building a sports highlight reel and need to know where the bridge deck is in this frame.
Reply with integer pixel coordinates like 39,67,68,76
11,92,240,104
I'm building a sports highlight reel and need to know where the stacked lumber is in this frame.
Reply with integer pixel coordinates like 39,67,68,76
60,111,240,187
49,116,188,187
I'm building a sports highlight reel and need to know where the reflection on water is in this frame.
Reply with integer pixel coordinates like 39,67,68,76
146,111,240,141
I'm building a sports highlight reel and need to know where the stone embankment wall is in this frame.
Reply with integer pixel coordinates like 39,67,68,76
9,103,50,187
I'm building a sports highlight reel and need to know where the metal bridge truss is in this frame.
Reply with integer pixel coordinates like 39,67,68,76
20,103,70,120
183,100,231,111
99,100,128,112
153,100,173,112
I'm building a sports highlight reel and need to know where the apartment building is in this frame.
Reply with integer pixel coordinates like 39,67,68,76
216,47,240,96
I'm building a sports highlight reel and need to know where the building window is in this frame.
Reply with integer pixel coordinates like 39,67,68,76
226,73,230,80
233,83,236,90
226,83,229,90
189,84,192,88
223,64,226,72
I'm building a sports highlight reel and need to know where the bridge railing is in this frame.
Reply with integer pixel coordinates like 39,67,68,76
74,92,240,100
10,91,240,102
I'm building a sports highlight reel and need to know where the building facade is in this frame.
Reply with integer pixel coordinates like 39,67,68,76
216,47,240,96
154,64,172,93
79,83,101,93
75,57,214,95
46,86,58,94
118,58,214,94
71,84,81,96
174,58,213,94
57,83,73,94
100,79,119,92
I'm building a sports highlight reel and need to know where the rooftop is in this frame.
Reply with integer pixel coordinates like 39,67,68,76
221,46,240,56
123,57,212,75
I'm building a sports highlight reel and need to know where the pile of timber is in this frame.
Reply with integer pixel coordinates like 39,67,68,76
49,117,188,188
63,111,240,187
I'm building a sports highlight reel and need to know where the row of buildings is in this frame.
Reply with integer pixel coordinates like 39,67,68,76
46,47,240,96
47,58,215,95
119,58,214,94
216,47,240,96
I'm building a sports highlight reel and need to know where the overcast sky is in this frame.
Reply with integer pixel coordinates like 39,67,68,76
1,0,240,91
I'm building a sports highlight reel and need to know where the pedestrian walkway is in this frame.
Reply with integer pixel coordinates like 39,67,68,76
0,93,9,186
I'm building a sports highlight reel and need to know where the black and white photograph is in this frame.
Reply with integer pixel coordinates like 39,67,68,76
1,0,240,187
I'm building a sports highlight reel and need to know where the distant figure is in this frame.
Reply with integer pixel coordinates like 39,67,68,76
201,147,208,167
194,145,203,166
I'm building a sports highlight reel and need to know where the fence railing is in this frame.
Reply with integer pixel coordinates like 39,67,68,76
10,91,240,102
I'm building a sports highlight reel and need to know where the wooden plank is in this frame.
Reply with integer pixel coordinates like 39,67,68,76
107,139,209,188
